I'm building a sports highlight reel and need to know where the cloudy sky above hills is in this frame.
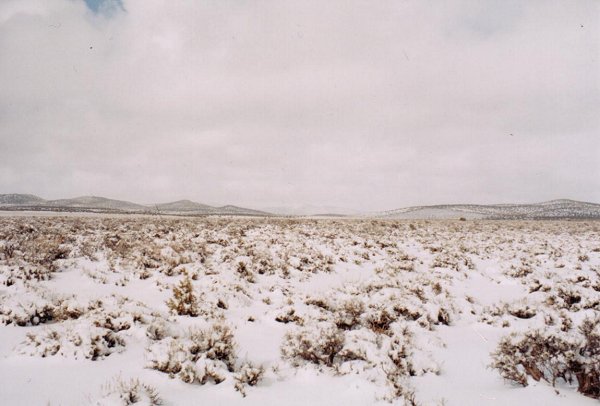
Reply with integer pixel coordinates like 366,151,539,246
0,0,598,211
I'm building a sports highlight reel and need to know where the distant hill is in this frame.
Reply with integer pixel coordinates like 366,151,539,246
153,200,215,213
377,199,600,220
265,204,361,216
47,196,148,212
0,194,270,216
0,194,45,205
2,194,598,219
151,201,270,216
213,205,270,216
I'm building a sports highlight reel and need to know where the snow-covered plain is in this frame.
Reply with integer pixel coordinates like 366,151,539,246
0,214,598,405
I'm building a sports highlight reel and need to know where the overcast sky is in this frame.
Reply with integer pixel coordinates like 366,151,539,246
0,0,598,211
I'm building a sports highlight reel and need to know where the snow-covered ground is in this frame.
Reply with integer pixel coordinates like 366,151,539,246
0,215,598,405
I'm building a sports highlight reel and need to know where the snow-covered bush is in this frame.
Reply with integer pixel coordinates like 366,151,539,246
166,274,199,317
0,290,83,326
0,223,71,274
94,377,162,405
235,260,256,283
146,318,173,341
365,306,398,334
146,323,237,384
437,307,451,325
18,324,126,360
281,322,345,367
333,298,365,330
2,214,599,404
0,293,55,326
387,333,416,377
491,316,600,398
188,323,237,371
274,307,303,325
8,266,54,282
234,362,265,397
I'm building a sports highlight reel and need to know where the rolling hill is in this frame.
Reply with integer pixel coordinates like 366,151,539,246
0,194,269,216
2,194,599,219
377,199,600,220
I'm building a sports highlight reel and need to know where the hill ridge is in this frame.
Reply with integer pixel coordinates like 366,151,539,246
377,199,600,219
0,194,269,216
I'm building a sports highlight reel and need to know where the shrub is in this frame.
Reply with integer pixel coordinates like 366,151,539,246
281,323,345,367
365,307,397,334
387,335,416,377
18,325,126,360
0,297,55,326
146,319,172,341
506,303,537,319
236,261,255,283
166,274,199,317
178,359,226,385
146,338,188,376
437,308,451,326
1,242,15,259
95,377,162,405
577,317,600,398
334,299,365,330
274,307,303,325
188,323,236,371
491,317,600,398
0,291,83,326
234,362,265,397
146,323,237,384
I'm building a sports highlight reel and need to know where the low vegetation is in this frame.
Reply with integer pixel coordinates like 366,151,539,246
0,216,598,404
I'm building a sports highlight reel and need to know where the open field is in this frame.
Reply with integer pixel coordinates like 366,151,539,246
0,215,599,405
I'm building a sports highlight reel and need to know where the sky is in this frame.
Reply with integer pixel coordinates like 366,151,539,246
0,0,598,212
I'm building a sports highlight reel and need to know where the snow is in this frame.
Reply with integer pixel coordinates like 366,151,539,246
0,215,598,405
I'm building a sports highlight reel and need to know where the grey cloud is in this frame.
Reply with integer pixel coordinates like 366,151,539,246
0,0,598,211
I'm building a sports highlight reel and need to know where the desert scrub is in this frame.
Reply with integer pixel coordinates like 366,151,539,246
0,223,71,273
234,362,265,397
281,322,345,367
0,295,55,326
333,298,365,330
95,376,163,405
235,260,256,283
166,273,199,316
365,306,398,334
18,324,126,360
0,290,83,326
146,323,237,384
274,307,304,325
491,316,600,399
436,308,451,325
146,318,173,341
5,266,54,283
2,216,600,403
